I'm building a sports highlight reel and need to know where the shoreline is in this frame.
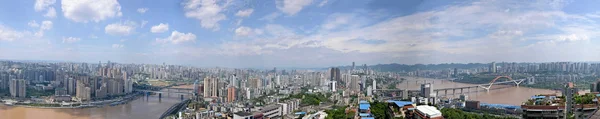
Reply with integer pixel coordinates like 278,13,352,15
402,76,563,91
1,93,143,109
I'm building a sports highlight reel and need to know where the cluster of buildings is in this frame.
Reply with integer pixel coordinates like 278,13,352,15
521,82,600,119
0,61,135,102
407,62,600,79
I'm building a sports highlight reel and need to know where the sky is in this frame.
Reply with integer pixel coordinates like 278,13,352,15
1,0,600,68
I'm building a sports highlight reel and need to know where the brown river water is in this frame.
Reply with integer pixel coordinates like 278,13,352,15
0,86,194,119
394,77,562,105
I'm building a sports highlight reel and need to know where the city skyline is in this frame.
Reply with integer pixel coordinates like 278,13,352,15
1,0,600,68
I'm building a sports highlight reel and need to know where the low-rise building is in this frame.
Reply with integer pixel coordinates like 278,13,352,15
465,100,480,109
414,105,443,119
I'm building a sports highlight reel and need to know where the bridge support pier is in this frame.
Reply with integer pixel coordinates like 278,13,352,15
452,89,456,95
445,90,447,96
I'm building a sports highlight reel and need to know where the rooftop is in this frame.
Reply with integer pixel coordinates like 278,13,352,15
387,100,413,107
234,111,253,116
359,103,370,110
415,105,442,118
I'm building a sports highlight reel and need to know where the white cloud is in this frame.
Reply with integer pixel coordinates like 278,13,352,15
105,21,136,36
112,44,124,48
182,0,227,30
62,37,80,43
35,0,56,11
35,0,57,18
259,12,281,22
234,26,253,36
235,9,254,17
151,23,169,33
318,0,328,7
137,8,149,14
32,20,52,37
0,25,25,41
28,21,40,28
276,0,313,15
61,0,122,22
141,20,148,28
218,0,600,63
321,13,354,30
40,21,53,30
44,7,57,18
156,31,197,44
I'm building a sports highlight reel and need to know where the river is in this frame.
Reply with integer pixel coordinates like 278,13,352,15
0,85,195,119
395,77,562,105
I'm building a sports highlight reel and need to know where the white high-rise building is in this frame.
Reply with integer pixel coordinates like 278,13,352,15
373,79,377,92
231,75,236,87
245,88,251,99
330,81,336,92
276,75,281,86
367,86,372,96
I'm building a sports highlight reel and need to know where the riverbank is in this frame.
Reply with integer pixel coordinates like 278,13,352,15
0,92,143,109
396,76,559,105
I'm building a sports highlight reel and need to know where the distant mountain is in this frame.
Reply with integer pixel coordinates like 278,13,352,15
336,63,489,72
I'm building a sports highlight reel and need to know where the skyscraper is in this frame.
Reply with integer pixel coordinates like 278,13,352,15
0,72,9,90
372,79,376,91
490,62,497,73
453,68,458,78
67,78,76,95
193,79,199,94
76,81,91,101
203,77,219,97
227,86,236,103
9,79,26,98
563,82,577,116
421,83,433,98
352,62,355,72
350,75,360,92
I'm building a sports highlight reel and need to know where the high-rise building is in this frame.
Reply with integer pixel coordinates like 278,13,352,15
453,68,458,77
230,74,237,88
193,79,199,95
227,86,236,103
124,78,133,94
76,81,91,101
330,81,336,92
372,79,376,92
593,80,600,93
203,77,219,97
95,82,107,99
421,83,433,98
9,79,26,98
366,86,372,96
350,75,360,92
563,82,577,116
0,72,9,90
490,62,497,73
352,62,355,72
67,78,76,95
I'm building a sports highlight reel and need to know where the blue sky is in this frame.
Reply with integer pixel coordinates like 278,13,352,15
1,0,600,68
